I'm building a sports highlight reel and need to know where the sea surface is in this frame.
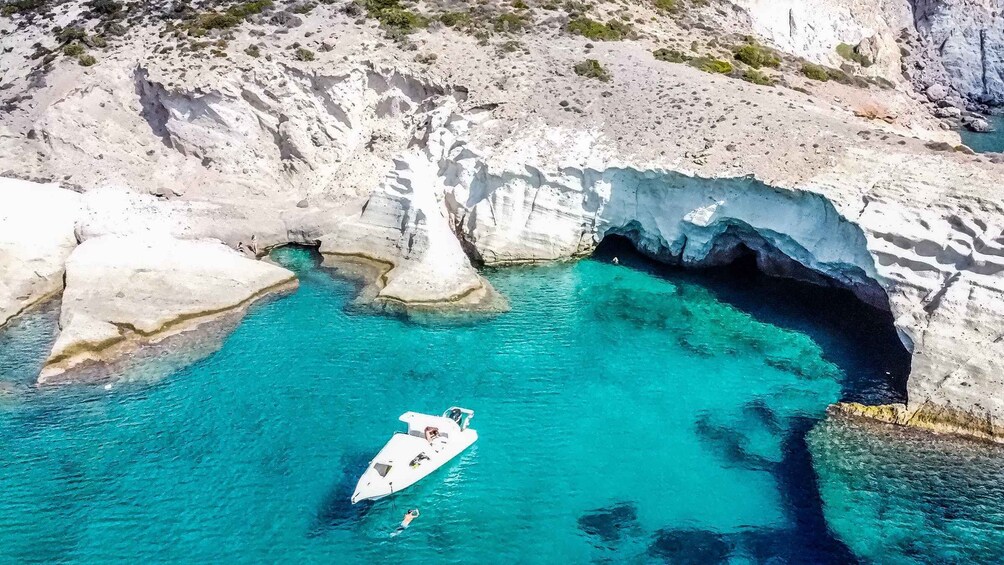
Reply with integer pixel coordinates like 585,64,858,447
958,114,1004,153
0,241,997,563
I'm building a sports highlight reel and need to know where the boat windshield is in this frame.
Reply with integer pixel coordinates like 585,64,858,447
374,463,391,477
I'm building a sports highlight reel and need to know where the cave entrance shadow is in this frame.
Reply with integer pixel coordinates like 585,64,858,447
593,234,912,563
594,235,910,405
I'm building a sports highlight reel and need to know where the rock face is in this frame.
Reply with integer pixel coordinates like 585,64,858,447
727,0,911,78
908,0,1004,105
0,178,81,327
38,236,297,383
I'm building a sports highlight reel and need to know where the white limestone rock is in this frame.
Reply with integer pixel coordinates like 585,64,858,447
38,235,297,383
0,178,82,327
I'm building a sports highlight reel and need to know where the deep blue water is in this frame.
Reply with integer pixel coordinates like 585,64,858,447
958,114,1004,153
0,241,948,564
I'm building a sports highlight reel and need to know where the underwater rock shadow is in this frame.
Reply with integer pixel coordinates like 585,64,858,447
689,410,858,563
693,412,778,473
307,451,373,537
577,501,643,549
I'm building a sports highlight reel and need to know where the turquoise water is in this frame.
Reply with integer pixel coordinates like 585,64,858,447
958,114,1004,153
0,242,913,563
810,416,1004,563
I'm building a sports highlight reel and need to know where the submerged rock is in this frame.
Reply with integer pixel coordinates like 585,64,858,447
577,502,640,547
648,528,734,563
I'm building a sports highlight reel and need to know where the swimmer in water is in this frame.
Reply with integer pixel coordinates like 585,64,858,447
401,509,420,529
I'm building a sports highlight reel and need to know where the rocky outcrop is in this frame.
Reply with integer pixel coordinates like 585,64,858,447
0,0,1001,444
727,0,912,79
38,235,297,383
0,178,81,326
906,0,1004,105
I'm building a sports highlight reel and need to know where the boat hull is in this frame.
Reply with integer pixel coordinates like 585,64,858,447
351,429,477,504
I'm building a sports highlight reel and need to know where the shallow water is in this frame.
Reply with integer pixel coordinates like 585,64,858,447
958,114,1004,153
0,243,916,563
810,417,1004,563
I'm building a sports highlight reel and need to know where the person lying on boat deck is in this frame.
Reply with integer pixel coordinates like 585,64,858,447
424,426,440,442
401,509,420,528
409,453,430,467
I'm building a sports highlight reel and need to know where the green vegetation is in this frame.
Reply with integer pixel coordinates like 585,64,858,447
294,47,315,61
78,54,97,66
836,42,872,67
363,0,428,34
1,0,46,16
63,43,85,56
185,0,274,34
801,62,829,81
439,10,471,27
573,58,610,81
653,0,676,12
652,48,689,63
741,68,773,86
494,11,526,32
691,57,732,74
733,42,779,69
86,0,121,14
56,26,87,43
567,17,631,41
512,0,528,9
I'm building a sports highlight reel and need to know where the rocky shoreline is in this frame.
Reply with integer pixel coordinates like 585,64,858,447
1,0,1003,443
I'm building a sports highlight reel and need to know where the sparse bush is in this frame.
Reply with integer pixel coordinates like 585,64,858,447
741,68,773,86
801,62,829,81
63,42,85,56
245,44,261,57
733,42,779,69
78,54,97,66
363,0,428,34
512,0,528,8
439,10,470,27
573,58,610,81
567,17,631,41
56,26,87,43
86,0,121,15
653,0,676,12
652,47,688,63
494,11,526,32
415,52,437,64
294,47,314,61
836,42,872,67
1,0,46,16
692,57,732,74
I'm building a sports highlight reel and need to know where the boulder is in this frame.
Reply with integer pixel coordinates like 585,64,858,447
926,83,949,102
962,115,993,133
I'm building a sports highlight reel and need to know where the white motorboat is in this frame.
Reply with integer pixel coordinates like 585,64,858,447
351,407,477,504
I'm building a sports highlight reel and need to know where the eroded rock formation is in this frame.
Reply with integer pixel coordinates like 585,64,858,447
0,0,1002,442
39,235,297,384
